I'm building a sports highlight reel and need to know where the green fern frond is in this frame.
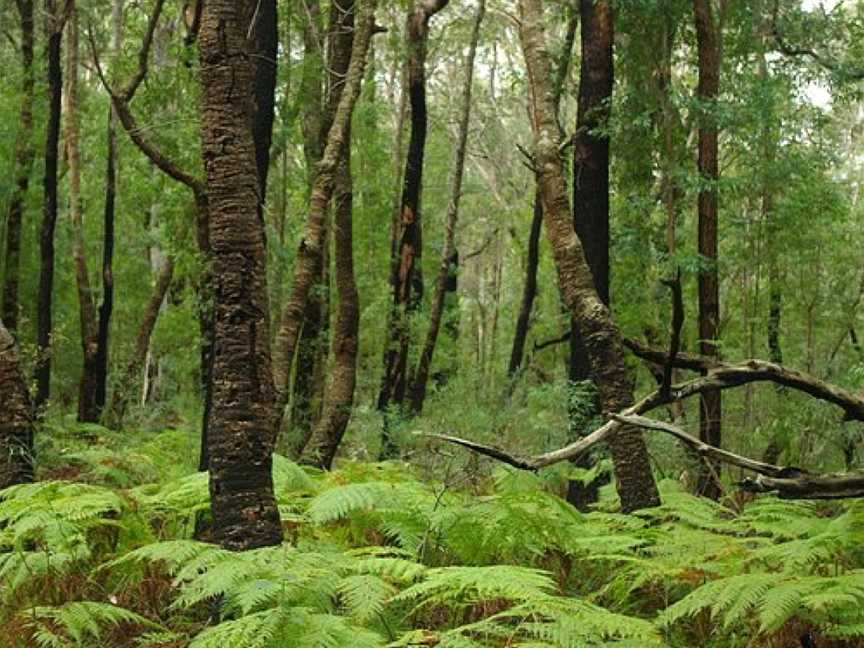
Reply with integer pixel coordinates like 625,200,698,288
28,601,160,647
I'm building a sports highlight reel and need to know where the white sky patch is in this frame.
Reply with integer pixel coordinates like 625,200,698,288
799,0,844,107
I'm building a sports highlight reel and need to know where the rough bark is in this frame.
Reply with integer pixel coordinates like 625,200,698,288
693,0,722,499
566,0,615,510
199,0,282,550
378,0,450,459
271,0,377,447
517,0,660,513
106,258,174,427
408,0,485,415
35,0,66,413
0,321,33,489
2,0,35,335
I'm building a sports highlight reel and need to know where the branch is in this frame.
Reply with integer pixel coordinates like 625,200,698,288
533,331,570,352
660,270,684,395
123,0,167,101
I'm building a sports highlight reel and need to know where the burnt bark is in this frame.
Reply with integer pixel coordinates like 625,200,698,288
378,0,450,459
409,0,485,415
0,321,33,489
251,0,277,202
566,0,615,510
34,0,66,414
517,0,659,512
693,0,722,499
199,0,282,550
2,0,35,336
106,258,174,428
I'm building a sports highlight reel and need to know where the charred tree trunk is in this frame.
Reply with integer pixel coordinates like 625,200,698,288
518,0,660,513
693,0,722,499
566,0,615,510
378,0,450,459
409,0,484,415
2,0,35,335
106,258,174,428
271,0,376,449
252,0,277,203
199,0,282,550
0,321,33,489
34,0,66,414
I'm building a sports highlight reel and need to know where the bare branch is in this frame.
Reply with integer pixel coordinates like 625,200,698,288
660,270,683,395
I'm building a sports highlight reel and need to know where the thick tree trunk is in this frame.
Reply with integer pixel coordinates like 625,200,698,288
566,0,615,510
517,0,660,513
378,0,450,459
65,5,101,423
34,1,65,413
409,0,484,415
199,0,282,550
693,0,722,499
0,321,33,489
271,0,376,449
106,258,174,428
2,0,35,336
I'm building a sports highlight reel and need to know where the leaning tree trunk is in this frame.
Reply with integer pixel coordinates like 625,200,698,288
34,0,66,413
198,0,282,550
409,0,485,415
271,0,376,446
566,0,615,510
517,0,660,513
506,8,576,383
2,0,35,335
693,0,722,499
0,321,33,489
378,0,450,459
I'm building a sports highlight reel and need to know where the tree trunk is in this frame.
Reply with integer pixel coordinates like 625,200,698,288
271,0,376,449
565,0,615,510
517,0,660,513
378,0,450,459
0,321,33,489
106,258,174,428
409,0,485,415
2,0,35,336
252,0,277,203
693,0,722,499
34,0,65,414
199,0,282,550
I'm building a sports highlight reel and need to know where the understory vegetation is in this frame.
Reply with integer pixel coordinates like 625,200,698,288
1,420,862,648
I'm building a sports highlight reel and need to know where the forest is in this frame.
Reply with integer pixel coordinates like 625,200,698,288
3,0,864,645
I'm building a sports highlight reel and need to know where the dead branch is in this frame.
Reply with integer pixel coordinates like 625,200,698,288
660,270,683,396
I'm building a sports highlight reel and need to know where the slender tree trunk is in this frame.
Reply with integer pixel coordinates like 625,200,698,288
518,0,660,513
409,0,485,415
106,258,174,428
2,0,35,335
565,0,615,510
507,9,576,383
252,0,277,203
693,0,722,499
0,321,33,489
199,0,282,550
378,0,450,459
94,0,124,418
34,0,65,413
271,0,376,449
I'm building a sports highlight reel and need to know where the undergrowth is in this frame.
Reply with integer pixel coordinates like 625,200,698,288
2,423,864,647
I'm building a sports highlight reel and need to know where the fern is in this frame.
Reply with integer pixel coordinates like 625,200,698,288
27,601,160,648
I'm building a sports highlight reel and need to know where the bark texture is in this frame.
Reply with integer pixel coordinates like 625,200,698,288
693,0,722,499
2,0,35,335
517,0,660,513
0,321,33,489
409,0,485,415
199,0,282,550
35,0,66,413
378,0,450,458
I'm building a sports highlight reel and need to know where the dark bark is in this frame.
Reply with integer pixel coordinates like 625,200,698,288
106,258,174,428
377,0,449,459
693,0,722,500
34,0,66,414
199,0,282,550
251,0,277,203
2,0,35,336
567,0,615,510
517,0,660,513
0,321,34,489
409,0,485,416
